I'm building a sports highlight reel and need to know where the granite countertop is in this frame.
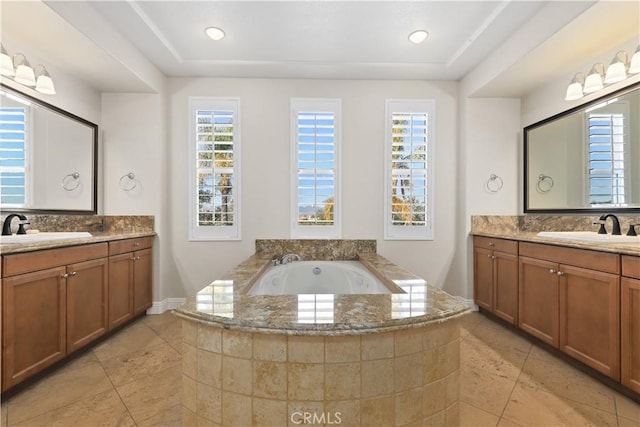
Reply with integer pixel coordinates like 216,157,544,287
173,252,470,336
471,230,640,256
0,231,156,255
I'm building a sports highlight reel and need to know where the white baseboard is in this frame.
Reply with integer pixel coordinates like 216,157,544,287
146,298,187,315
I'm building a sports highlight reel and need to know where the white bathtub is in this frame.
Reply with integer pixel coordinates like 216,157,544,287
248,261,393,295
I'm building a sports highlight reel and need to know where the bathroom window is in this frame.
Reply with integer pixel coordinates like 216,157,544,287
384,99,434,240
188,97,241,240
290,98,341,238
0,106,28,206
586,102,629,206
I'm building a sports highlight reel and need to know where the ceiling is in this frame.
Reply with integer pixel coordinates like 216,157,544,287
0,1,638,96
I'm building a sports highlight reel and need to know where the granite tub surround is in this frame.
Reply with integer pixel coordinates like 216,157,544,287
175,239,468,426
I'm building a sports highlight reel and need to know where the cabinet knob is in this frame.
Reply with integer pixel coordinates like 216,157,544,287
491,255,496,259
549,269,556,274
69,271,77,276
488,242,495,246
557,271,564,276
61,273,69,278
135,242,140,246
487,254,492,258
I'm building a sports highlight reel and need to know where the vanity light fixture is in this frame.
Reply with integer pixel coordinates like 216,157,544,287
408,30,429,44
34,65,56,95
604,50,629,84
205,27,225,41
12,54,36,87
565,44,640,101
583,63,605,94
564,72,585,101
0,45,56,95
0,44,15,76
629,45,640,74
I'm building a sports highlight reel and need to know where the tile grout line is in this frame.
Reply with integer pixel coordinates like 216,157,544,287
494,335,533,426
93,322,148,427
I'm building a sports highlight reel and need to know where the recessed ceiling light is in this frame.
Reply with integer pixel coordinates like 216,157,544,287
408,30,429,44
205,27,225,41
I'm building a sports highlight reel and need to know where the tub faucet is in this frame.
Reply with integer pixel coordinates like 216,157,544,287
281,253,302,264
598,214,621,235
2,213,29,236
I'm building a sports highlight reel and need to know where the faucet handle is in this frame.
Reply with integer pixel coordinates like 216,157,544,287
593,221,607,235
17,221,30,235
627,224,638,237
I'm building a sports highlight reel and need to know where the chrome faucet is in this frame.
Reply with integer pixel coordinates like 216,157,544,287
281,253,302,264
2,213,29,236
598,213,621,235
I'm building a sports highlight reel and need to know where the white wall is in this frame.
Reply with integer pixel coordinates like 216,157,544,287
167,78,458,297
101,92,174,304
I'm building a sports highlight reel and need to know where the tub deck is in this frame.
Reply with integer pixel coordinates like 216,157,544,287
174,251,469,335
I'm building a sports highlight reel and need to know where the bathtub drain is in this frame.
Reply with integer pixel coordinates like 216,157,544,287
313,267,321,275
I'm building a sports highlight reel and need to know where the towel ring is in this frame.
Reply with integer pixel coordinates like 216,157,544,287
486,174,503,193
61,172,80,191
536,174,554,193
119,172,137,191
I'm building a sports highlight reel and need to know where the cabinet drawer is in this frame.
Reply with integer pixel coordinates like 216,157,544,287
2,243,108,277
622,256,640,279
519,242,619,274
473,236,518,254
108,237,153,255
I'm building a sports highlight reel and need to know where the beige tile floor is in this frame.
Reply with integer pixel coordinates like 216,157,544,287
0,310,638,426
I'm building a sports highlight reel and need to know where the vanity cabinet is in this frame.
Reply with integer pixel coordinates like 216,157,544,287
108,237,153,329
1,243,108,391
473,236,519,324
621,255,640,393
519,242,620,380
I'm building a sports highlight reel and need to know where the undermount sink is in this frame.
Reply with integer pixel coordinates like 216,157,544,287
0,232,92,244
536,231,640,244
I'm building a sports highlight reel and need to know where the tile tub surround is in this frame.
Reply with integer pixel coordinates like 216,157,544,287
181,316,461,427
174,241,469,426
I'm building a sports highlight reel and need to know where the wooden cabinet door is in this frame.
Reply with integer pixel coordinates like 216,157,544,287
621,277,640,392
133,248,152,315
2,267,66,391
559,265,620,379
66,258,109,354
473,246,493,311
494,251,518,325
519,256,559,347
108,253,134,330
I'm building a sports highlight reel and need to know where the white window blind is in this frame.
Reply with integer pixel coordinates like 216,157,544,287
0,106,27,206
587,108,628,205
385,99,434,240
188,97,241,240
291,98,341,238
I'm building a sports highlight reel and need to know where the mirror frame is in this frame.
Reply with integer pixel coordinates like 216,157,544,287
524,81,640,214
0,83,98,215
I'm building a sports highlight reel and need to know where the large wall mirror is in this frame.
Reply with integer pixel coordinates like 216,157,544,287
0,84,98,214
524,82,640,213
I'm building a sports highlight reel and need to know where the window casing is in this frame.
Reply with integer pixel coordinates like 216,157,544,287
0,106,28,206
188,97,241,240
290,98,341,238
384,99,434,240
